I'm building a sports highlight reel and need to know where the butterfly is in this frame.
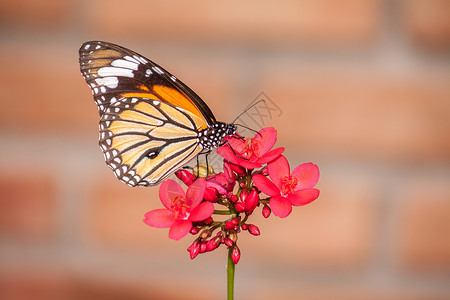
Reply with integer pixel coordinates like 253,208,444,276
79,41,236,187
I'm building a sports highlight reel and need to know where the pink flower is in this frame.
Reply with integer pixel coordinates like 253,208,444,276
217,127,284,169
144,178,214,240
175,161,236,201
252,156,320,218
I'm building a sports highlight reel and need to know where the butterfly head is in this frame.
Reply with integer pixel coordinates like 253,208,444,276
227,123,237,136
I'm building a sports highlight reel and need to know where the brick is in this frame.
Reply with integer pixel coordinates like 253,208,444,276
85,0,379,45
396,174,450,272
0,44,97,133
0,169,58,240
238,171,378,269
401,0,450,49
257,67,450,162
0,0,71,28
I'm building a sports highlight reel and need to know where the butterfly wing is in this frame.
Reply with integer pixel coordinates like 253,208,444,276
79,41,213,186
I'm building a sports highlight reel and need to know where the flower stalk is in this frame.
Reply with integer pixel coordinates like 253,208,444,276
227,246,235,300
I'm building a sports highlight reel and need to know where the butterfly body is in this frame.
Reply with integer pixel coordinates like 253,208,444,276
79,41,235,186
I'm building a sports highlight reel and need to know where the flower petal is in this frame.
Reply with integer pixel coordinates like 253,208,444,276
237,159,262,169
268,155,290,188
252,174,280,196
186,178,206,207
292,163,320,190
217,143,261,169
288,188,320,206
224,135,246,153
143,209,174,228
253,127,277,156
159,179,185,209
256,147,284,164
169,219,192,241
269,195,292,218
189,201,214,222
217,145,241,164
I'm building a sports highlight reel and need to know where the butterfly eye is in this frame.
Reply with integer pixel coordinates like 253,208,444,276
228,125,237,135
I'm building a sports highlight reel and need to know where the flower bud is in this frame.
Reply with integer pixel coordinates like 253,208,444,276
199,241,207,253
231,217,240,225
235,202,246,212
241,223,248,230
231,245,241,264
247,224,260,236
206,236,221,252
262,205,271,218
175,169,195,186
239,189,248,202
239,182,246,189
230,195,238,203
245,190,259,213
188,241,200,259
225,221,235,231
224,238,234,247
190,226,200,235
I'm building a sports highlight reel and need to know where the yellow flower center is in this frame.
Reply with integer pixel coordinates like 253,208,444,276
281,175,298,196
172,195,189,219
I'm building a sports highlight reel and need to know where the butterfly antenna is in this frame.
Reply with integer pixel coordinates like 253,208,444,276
231,99,266,124
234,123,262,137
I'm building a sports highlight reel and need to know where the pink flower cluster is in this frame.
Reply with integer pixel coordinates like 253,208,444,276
144,127,320,263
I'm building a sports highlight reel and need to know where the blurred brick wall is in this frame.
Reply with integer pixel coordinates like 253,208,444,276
1,0,450,299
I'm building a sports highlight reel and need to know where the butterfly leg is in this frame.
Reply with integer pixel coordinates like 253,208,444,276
205,151,211,177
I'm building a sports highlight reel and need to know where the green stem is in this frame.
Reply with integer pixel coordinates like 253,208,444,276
227,247,235,300
213,209,233,215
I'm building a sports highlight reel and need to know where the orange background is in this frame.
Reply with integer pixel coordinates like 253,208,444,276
1,1,450,299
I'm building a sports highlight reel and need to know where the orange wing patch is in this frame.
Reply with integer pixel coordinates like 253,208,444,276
152,85,205,124
89,49,123,59
138,84,150,92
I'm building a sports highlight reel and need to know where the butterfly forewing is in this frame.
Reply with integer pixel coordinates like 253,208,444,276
79,41,215,127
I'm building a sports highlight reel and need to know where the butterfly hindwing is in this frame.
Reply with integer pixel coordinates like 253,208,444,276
99,96,205,186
